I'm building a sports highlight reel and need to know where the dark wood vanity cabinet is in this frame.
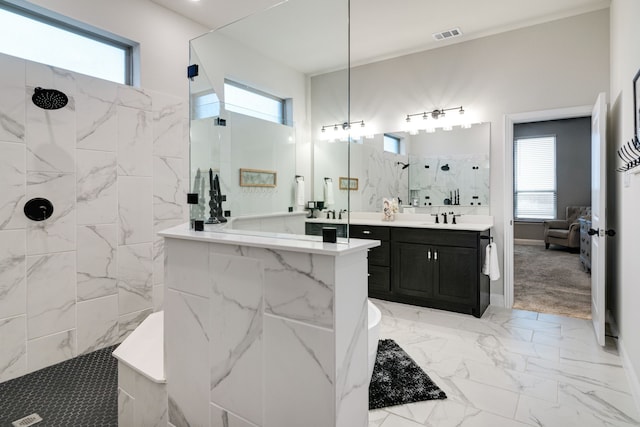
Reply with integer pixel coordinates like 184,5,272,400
350,225,391,295
366,226,490,318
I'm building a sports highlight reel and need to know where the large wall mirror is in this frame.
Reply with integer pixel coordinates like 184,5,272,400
188,0,349,236
312,123,490,213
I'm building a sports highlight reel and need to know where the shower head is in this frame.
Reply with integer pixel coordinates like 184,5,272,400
397,162,410,170
32,87,68,110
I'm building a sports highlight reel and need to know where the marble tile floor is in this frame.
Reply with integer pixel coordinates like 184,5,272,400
368,299,640,427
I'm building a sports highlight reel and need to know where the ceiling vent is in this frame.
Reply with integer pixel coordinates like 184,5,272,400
432,27,462,41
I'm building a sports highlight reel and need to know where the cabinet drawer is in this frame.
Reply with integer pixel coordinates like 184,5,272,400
368,240,390,266
392,227,479,247
350,225,389,240
368,265,390,293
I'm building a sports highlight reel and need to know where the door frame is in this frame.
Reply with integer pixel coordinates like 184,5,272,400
503,105,593,308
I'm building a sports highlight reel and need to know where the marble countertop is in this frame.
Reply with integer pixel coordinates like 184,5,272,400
307,212,493,232
158,223,380,256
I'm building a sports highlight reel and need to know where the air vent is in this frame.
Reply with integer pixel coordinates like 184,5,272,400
432,27,462,41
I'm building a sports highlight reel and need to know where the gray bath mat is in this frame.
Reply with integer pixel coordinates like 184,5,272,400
369,339,447,410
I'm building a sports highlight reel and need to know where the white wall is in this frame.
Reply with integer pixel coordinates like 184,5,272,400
609,0,640,408
24,0,209,98
312,9,610,297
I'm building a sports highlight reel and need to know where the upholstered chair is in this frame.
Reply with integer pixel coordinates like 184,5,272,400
543,206,591,249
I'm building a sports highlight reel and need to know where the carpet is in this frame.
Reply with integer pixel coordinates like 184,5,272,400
369,339,446,410
513,244,591,319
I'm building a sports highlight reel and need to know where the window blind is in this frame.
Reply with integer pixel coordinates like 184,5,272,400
514,136,556,219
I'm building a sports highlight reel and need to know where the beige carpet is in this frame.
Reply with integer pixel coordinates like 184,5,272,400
513,244,592,319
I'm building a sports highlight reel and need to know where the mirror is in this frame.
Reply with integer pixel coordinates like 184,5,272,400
312,123,490,212
189,0,349,234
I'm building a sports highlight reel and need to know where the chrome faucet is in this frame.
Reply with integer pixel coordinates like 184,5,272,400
338,209,347,220
441,212,448,224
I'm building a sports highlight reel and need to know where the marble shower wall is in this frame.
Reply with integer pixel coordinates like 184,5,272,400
0,53,188,383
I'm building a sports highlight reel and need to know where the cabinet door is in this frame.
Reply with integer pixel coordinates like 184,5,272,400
432,245,476,305
393,242,433,299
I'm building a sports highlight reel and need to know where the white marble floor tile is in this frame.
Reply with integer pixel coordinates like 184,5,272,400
516,393,638,427
370,303,638,427
457,359,558,403
449,376,520,419
378,413,425,427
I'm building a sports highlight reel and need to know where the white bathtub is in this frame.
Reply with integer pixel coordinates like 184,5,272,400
368,300,382,382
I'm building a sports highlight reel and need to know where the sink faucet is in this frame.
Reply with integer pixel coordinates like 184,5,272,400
431,213,439,224
338,209,347,220
326,209,335,220
452,214,462,224
441,212,448,224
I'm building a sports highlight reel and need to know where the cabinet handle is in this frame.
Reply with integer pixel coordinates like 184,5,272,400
427,250,431,260
434,250,438,261
362,230,371,235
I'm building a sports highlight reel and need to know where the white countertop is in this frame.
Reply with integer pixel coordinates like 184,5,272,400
159,223,380,256
307,212,493,232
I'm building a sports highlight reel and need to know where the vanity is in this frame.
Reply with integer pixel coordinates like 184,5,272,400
307,213,492,318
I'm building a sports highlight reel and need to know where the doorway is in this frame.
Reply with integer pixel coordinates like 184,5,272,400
503,105,593,314
512,118,592,318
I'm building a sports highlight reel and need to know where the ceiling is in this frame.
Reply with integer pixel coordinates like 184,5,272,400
151,0,610,75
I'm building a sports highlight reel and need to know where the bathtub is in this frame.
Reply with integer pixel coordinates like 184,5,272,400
368,300,382,382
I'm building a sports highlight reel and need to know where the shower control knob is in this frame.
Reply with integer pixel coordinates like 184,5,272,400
24,198,54,221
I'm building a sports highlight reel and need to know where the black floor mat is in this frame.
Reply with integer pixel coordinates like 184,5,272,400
369,339,446,410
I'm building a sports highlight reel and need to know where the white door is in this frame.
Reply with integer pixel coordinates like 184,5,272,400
590,92,607,346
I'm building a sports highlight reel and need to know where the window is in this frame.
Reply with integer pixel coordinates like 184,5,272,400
0,2,133,84
224,80,288,125
384,134,401,154
191,91,220,120
514,136,556,219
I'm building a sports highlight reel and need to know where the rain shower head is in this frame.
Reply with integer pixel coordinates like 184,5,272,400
397,162,410,170
32,87,68,110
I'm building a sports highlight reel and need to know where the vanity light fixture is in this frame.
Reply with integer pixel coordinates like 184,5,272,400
321,120,366,133
405,106,463,122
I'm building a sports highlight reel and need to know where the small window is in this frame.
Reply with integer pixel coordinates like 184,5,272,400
384,134,401,154
224,80,288,125
191,91,220,120
0,2,133,85
514,136,557,220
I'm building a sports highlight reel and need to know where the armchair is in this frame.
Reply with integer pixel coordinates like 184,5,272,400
544,206,591,249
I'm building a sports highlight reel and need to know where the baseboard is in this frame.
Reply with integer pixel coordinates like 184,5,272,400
490,293,506,308
514,238,545,246
618,335,640,414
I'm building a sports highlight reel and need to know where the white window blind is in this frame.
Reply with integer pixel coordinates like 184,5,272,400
514,136,556,219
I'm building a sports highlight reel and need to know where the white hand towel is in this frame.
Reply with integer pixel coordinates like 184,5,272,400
324,179,335,205
295,178,305,207
482,242,500,281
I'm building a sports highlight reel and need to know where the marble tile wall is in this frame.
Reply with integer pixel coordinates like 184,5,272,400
164,238,370,427
0,52,188,383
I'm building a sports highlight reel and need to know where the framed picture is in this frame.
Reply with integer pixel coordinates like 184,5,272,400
634,68,640,141
339,176,358,190
239,168,277,187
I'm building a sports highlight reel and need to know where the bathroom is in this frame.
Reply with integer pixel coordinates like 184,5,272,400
2,0,640,426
